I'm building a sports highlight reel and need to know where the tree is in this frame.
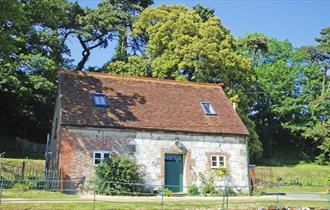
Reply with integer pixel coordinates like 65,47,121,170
192,4,215,22
238,31,330,162
64,0,153,70
0,0,70,142
106,5,263,160
299,27,330,161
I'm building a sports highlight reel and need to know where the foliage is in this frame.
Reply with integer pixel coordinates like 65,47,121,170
95,155,146,195
106,4,263,160
187,183,199,195
0,0,68,142
12,182,37,191
238,31,330,161
314,153,328,166
163,188,173,197
198,168,229,195
192,4,214,22
105,56,151,77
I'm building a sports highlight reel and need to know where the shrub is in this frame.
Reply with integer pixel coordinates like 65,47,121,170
201,183,218,195
198,168,229,196
315,153,328,165
163,188,172,197
226,186,237,196
12,182,37,191
188,183,199,195
95,155,147,195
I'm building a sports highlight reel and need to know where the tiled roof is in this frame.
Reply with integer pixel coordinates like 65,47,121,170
59,70,249,135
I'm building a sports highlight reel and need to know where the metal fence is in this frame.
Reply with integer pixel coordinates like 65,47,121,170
0,178,329,210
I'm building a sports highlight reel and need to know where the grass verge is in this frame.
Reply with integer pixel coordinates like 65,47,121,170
0,200,328,210
2,190,78,199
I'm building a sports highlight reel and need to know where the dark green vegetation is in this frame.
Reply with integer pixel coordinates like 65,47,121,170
95,155,147,195
0,1,329,163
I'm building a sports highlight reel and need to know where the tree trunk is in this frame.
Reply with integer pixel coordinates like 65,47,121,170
75,50,90,71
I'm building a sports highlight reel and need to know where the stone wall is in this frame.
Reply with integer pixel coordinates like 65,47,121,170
56,126,249,191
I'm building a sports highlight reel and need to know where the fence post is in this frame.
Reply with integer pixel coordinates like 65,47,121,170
93,180,96,210
60,167,64,192
160,186,164,210
225,186,229,210
328,189,330,210
0,159,3,203
275,193,279,210
21,161,26,179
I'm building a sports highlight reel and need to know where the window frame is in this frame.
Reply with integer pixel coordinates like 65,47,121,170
93,150,111,165
210,155,226,168
200,101,217,115
91,92,109,107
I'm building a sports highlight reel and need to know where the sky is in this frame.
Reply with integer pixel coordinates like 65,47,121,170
66,0,330,68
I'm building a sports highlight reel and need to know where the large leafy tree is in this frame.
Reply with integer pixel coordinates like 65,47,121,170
64,0,153,70
238,31,330,162
106,5,263,160
301,27,330,162
0,0,71,142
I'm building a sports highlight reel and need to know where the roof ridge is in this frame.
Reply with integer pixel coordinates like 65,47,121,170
60,69,223,88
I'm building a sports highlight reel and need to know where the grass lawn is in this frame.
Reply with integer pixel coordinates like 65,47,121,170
0,157,45,180
0,158,44,168
2,190,78,199
254,185,329,194
0,200,328,210
264,163,330,184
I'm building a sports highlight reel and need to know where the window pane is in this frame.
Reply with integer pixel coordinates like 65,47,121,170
218,156,224,161
99,95,106,105
94,153,101,158
203,103,211,113
93,94,107,106
94,159,101,164
218,156,224,166
202,102,216,115
211,156,217,167
104,153,110,159
95,95,101,105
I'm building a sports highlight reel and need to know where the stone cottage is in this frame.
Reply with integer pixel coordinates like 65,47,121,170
47,70,250,192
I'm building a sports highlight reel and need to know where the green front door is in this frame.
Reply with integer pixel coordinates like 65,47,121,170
165,154,183,192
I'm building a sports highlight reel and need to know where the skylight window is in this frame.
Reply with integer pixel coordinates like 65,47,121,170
201,102,216,115
92,93,108,107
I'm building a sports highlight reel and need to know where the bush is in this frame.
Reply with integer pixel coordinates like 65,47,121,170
95,155,147,195
226,186,237,196
163,188,172,197
12,182,37,191
198,168,229,196
315,153,328,165
188,183,199,195
201,183,218,195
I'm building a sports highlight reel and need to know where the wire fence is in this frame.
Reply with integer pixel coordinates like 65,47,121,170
0,178,329,210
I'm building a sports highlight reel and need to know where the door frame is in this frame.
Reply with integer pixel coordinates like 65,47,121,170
164,153,184,192
160,148,192,193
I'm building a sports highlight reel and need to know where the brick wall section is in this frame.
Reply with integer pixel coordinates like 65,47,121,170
57,127,249,192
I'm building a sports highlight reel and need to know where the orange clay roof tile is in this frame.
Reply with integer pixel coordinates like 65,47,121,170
59,70,248,136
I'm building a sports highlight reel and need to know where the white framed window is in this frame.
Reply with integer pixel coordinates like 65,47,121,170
201,102,217,115
91,93,108,107
93,151,110,165
211,155,225,168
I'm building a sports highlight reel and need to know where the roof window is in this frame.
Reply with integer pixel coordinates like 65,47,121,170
92,93,108,107
201,102,216,115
